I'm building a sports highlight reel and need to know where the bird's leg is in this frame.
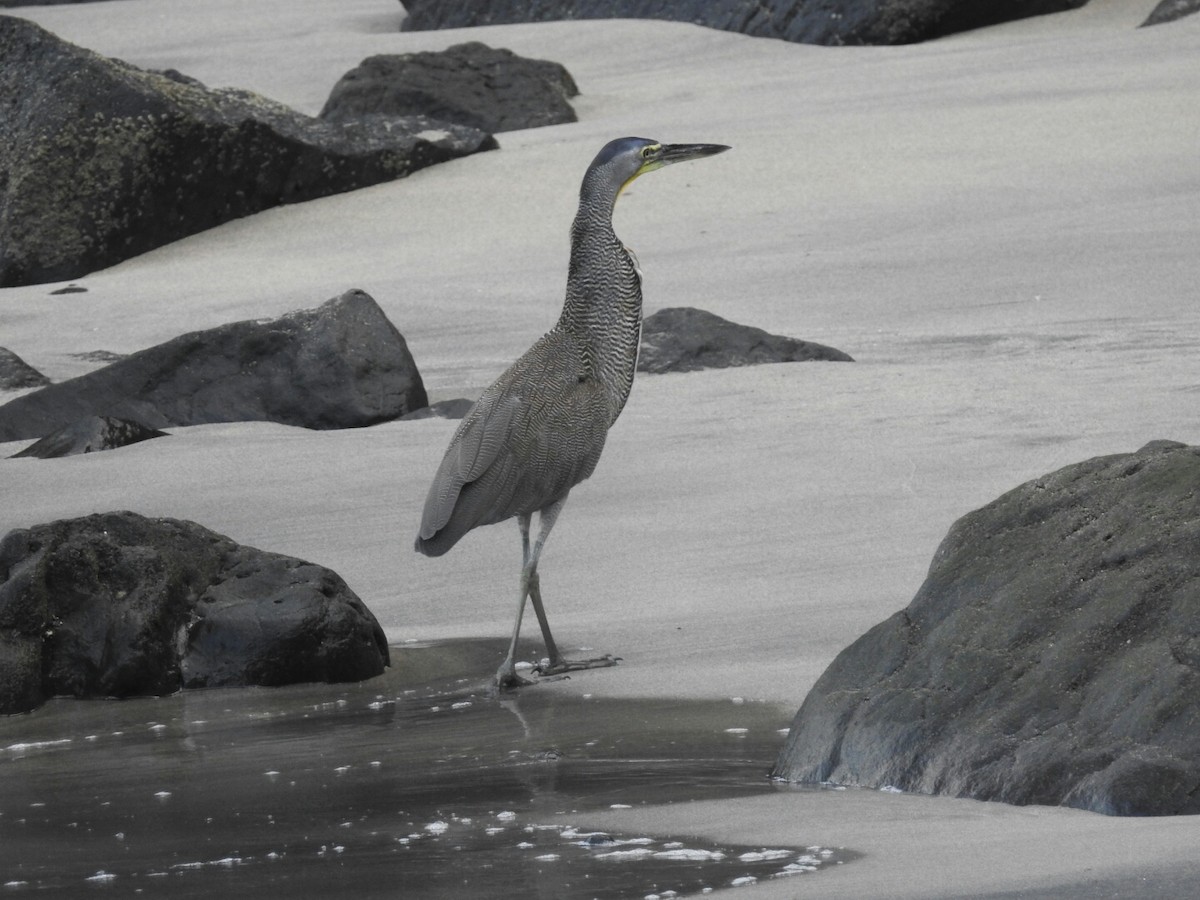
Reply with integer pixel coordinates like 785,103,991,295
525,501,620,677
495,514,536,689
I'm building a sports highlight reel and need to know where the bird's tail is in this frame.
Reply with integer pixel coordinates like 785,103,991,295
413,532,452,557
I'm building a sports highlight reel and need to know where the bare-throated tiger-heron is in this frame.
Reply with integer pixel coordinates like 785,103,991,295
415,136,730,688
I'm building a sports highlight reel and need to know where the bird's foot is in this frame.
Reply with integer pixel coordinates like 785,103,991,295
494,662,537,690
535,654,621,677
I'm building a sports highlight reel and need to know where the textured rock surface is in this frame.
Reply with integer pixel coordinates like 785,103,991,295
9,415,167,458
321,42,577,133
1141,0,1200,26
0,290,428,441
0,16,496,287
0,348,50,390
398,0,1089,45
637,307,853,374
773,440,1200,816
0,511,390,714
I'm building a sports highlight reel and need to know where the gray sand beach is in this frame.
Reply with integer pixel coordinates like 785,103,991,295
2,0,1198,895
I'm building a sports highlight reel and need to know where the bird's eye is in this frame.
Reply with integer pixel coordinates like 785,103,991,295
641,145,657,160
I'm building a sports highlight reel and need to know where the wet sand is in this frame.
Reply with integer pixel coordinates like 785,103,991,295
2,0,1200,896
1,640,853,897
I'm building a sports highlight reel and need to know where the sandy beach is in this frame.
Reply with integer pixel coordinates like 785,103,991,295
2,0,1199,894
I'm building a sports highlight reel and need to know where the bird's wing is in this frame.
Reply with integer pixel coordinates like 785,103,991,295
415,331,611,555
417,387,521,542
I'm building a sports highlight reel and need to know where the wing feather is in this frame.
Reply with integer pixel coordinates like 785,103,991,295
414,331,612,557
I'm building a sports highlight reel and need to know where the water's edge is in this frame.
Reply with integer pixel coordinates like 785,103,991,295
0,639,855,897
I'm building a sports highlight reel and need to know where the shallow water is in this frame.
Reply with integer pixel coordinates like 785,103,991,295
0,640,850,897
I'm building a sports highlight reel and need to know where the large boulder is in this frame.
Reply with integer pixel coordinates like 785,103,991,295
637,307,853,374
398,0,1089,45
0,511,390,714
0,289,428,442
0,348,49,390
0,16,496,287
772,440,1200,816
321,42,578,134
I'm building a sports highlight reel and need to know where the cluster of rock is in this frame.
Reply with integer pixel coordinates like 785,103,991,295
0,512,390,715
0,16,498,288
398,0,1090,45
0,289,428,444
773,440,1200,817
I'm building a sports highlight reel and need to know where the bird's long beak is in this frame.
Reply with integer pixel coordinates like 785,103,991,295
658,143,732,166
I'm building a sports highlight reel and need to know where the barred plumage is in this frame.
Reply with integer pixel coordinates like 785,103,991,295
414,137,729,687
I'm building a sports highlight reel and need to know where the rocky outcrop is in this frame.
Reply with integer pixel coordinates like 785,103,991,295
398,0,1089,45
637,307,853,374
0,348,49,390
1141,0,1200,26
773,440,1200,816
0,511,390,714
0,290,428,441
321,42,577,134
9,415,167,458
0,16,496,287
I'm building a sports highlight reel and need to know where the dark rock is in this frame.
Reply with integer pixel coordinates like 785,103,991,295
0,289,428,441
0,16,496,288
321,42,577,134
772,440,1200,816
0,348,50,390
399,0,1089,45
400,398,474,420
48,283,87,295
69,350,126,364
0,511,390,714
9,415,167,459
637,307,853,374
1141,0,1200,26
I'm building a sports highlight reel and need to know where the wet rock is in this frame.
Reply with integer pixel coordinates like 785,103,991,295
398,0,1089,45
0,348,50,390
0,16,496,287
1141,0,1200,26
9,415,167,459
637,307,853,374
0,289,428,441
773,440,1200,816
0,511,390,714
321,42,577,133
400,398,474,420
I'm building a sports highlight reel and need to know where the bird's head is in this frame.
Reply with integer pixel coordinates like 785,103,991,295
584,137,730,204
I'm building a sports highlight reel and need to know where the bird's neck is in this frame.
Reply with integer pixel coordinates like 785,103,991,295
558,203,643,423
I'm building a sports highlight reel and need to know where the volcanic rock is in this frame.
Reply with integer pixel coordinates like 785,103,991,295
398,0,1089,45
772,440,1200,816
0,16,496,287
1141,0,1200,26
637,307,853,374
0,290,428,441
0,348,50,390
0,511,390,714
321,42,577,133
9,415,167,458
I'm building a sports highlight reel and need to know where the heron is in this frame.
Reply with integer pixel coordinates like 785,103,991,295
415,136,730,687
